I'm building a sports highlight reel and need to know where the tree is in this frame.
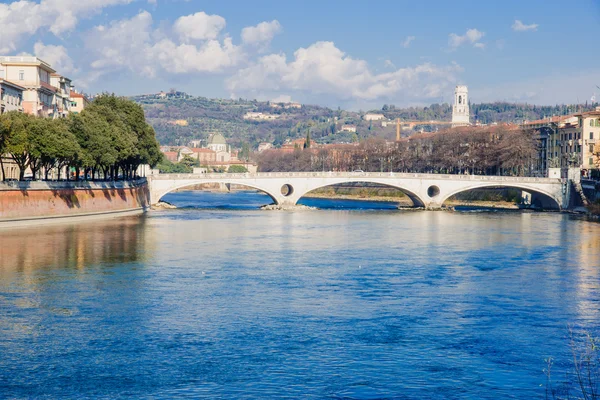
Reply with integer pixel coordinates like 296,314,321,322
228,164,248,173
304,129,311,149
180,155,200,168
2,112,34,180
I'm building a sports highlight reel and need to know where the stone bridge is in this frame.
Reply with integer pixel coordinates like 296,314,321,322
147,172,569,210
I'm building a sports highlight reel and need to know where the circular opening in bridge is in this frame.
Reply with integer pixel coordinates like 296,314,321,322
281,184,294,197
427,185,440,198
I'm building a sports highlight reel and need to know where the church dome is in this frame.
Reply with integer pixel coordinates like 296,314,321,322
208,133,227,145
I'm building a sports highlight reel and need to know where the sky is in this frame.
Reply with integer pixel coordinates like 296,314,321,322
1,0,600,110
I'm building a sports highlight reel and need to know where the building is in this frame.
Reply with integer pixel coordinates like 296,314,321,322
452,85,470,127
524,108,600,175
162,151,178,162
284,102,302,109
207,133,232,162
0,78,25,114
364,113,385,121
49,74,73,118
258,142,273,152
243,112,279,121
340,124,357,133
191,148,217,164
69,91,89,114
576,108,600,171
0,56,58,117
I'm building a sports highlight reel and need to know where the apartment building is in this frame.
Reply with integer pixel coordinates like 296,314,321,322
50,74,72,118
576,108,600,170
0,79,25,114
70,91,89,114
526,108,600,174
0,56,60,117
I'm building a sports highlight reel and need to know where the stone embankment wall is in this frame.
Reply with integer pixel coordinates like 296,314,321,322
0,180,150,223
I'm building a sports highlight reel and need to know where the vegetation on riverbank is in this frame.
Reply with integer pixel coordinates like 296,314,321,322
0,95,162,181
545,328,600,399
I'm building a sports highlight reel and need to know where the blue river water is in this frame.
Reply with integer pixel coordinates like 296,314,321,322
1,190,599,399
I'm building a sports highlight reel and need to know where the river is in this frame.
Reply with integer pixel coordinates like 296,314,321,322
1,190,599,399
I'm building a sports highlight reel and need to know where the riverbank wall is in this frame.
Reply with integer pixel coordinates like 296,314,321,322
0,179,150,225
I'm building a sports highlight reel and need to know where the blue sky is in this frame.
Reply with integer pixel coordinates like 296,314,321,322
1,0,599,109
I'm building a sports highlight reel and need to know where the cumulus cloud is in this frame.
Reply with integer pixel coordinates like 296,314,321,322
0,0,134,53
241,20,282,47
448,28,485,50
33,41,76,74
402,36,415,48
512,20,538,32
226,41,462,103
85,10,243,81
173,11,226,41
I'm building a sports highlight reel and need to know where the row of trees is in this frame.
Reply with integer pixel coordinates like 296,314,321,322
0,95,162,181
257,126,540,176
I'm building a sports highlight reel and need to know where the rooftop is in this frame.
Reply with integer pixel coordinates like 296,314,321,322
0,78,26,91
0,56,55,73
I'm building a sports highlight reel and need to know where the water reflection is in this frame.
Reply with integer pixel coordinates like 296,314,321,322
0,217,148,279
1,192,600,398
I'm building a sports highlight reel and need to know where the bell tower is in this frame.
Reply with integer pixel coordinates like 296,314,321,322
452,85,470,127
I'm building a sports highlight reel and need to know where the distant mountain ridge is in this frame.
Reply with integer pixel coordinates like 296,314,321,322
131,92,599,148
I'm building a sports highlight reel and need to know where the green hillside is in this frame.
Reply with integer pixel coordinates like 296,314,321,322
133,92,599,148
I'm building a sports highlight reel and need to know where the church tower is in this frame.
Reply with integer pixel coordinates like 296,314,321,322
452,85,470,127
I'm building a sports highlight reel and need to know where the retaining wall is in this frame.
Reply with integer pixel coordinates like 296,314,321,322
0,179,150,223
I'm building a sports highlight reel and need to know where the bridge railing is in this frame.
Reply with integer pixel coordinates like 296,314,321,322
150,171,561,183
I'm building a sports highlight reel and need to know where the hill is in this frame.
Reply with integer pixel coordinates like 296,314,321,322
132,92,599,148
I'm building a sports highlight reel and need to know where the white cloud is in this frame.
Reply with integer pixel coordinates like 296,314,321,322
402,36,415,48
384,59,396,69
33,41,76,74
512,20,538,32
241,20,282,47
85,10,244,82
173,11,226,42
448,28,485,50
0,0,134,53
226,41,462,103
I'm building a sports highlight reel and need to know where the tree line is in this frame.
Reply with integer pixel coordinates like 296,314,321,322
0,95,162,181
257,126,540,176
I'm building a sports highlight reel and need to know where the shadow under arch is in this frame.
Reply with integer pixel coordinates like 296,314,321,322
298,180,426,208
440,183,561,210
156,181,278,205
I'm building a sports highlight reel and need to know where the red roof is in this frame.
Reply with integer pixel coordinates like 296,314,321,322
40,81,57,92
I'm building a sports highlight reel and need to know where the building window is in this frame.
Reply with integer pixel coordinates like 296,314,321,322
590,158,594,166
590,132,594,140
590,144,595,153
18,70,24,80
569,133,572,140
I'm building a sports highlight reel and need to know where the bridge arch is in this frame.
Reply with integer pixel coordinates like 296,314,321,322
153,180,280,205
440,183,561,210
296,179,427,208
